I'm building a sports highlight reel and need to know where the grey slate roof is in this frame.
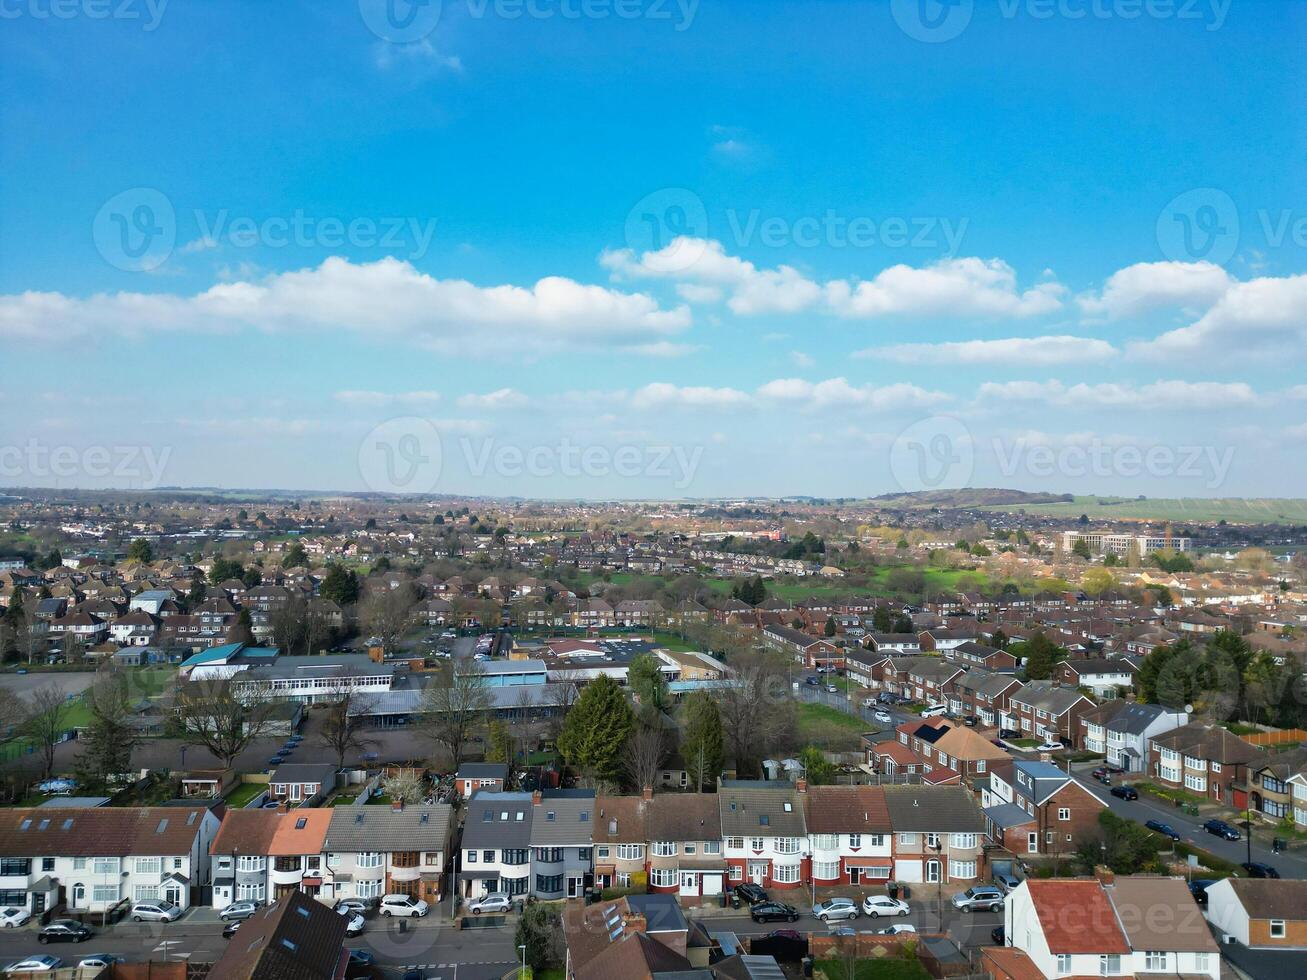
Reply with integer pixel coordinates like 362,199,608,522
461,791,534,849
718,780,806,838
322,804,453,853
268,764,336,787
881,785,984,833
529,789,597,846
983,803,1034,829
1009,681,1092,716
456,762,509,781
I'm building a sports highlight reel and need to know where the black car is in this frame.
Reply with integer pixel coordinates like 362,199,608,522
1204,819,1241,841
1241,862,1280,879
1188,879,1216,906
38,920,93,944
991,925,1005,945
751,901,800,923
998,728,1020,739
345,950,375,980
1109,785,1138,801
1145,819,1181,841
222,920,242,939
734,883,769,905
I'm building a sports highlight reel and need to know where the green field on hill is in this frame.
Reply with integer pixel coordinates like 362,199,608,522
978,495,1307,525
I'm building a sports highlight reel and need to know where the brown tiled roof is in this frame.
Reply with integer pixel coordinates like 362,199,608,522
1224,878,1307,920
0,807,208,858
575,931,689,980
1107,877,1218,953
646,793,721,842
207,891,347,980
1025,880,1129,954
1152,723,1266,766
211,809,279,856
593,796,648,844
803,786,891,834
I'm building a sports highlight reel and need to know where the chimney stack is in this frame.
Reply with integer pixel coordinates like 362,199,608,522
532,789,542,806
1095,866,1115,887
392,800,404,812
796,778,808,793
277,801,290,813
642,785,653,801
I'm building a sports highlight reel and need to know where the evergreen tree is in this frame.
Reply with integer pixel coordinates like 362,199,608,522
227,608,255,646
1016,631,1062,680
558,675,634,786
1071,537,1092,560
73,670,141,794
320,564,361,605
799,746,834,785
824,615,837,637
283,542,308,568
680,692,725,792
628,653,670,714
127,538,154,564
872,606,892,633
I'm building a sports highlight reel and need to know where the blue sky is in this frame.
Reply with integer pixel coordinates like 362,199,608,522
2,0,1304,498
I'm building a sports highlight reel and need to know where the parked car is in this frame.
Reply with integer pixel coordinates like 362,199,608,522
222,920,242,939
1145,820,1181,841
131,902,182,923
998,728,1020,740
873,710,892,724
465,893,511,915
75,955,121,971
920,704,947,719
962,715,978,727
343,913,365,936
0,906,32,928
38,920,92,944
991,925,1005,945
875,924,917,935
1188,879,1216,906
734,883,769,905
1035,740,1063,752
951,886,1005,913
812,898,859,922
1240,862,1280,879
1203,819,1241,841
826,684,839,694
805,676,819,687
860,895,910,918
992,871,1021,892
762,929,804,942
220,900,261,922
6,957,61,972
751,902,800,924
1109,786,1138,801
346,949,375,979
380,894,429,918
334,899,371,917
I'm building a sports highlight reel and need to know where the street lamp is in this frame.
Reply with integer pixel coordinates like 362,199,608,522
518,943,527,980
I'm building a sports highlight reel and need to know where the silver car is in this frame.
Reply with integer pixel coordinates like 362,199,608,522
466,893,511,915
130,902,182,923
812,898,859,922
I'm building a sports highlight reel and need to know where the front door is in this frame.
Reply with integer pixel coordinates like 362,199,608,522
566,876,582,899
926,860,941,884
1028,832,1039,853
679,873,698,897
749,862,766,884
849,867,861,885
164,886,181,907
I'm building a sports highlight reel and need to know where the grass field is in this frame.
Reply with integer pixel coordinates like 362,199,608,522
797,702,868,737
979,495,1307,525
816,958,931,980
224,783,266,808
571,565,991,601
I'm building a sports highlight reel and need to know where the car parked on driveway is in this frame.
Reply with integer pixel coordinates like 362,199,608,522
734,883,769,905
750,901,799,924
1240,862,1280,878
334,899,371,917
1203,819,1241,841
38,920,92,944
951,886,1005,912
1144,819,1181,841
861,895,910,918
379,894,428,918
1109,785,1138,801
992,870,1021,892
466,893,511,915
812,898,859,922
1188,879,1216,906
220,901,260,921
131,902,182,923
342,913,365,936
0,906,32,928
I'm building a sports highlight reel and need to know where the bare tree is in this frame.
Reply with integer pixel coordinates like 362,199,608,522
175,677,277,769
360,582,416,651
316,668,379,769
717,651,795,777
381,768,426,805
541,671,581,746
419,661,493,771
622,724,668,792
25,684,70,779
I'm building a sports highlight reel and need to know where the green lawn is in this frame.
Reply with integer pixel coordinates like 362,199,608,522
978,495,1307,525
815,959,931,980
225,783,267,808
797,702,867,737
366,794,393,806
329,794,358,807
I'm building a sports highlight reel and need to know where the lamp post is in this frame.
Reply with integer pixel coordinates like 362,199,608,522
518,943,527,980
931,840,943,934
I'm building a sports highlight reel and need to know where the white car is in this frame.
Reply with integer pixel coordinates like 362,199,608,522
860,895,910,918
872,709,893,724
0,907,31,928
379,894,429,918
75,956,121,971
920,704,948,718
334,900,370,917
466,893,511,915
343,913,365,937
826,684,839,694
1036,741,1063,752
876,923,917,935
7,957,61,972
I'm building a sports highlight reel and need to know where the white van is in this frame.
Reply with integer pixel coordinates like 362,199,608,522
920,704,948,718
379,894,429,918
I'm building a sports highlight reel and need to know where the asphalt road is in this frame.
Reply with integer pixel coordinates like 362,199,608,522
1066,765,1305,878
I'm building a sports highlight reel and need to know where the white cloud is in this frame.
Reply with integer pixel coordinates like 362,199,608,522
825,257,1065,319
334,390,442,407
865,335,1115,366
0,256,691,352
1130,273,1307,360
456,388,528,410
756,377,951,412
790,350,815,368
976,379,1260,411
1288,385,1307,401
1078,261,1233,318
628,382,751,410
